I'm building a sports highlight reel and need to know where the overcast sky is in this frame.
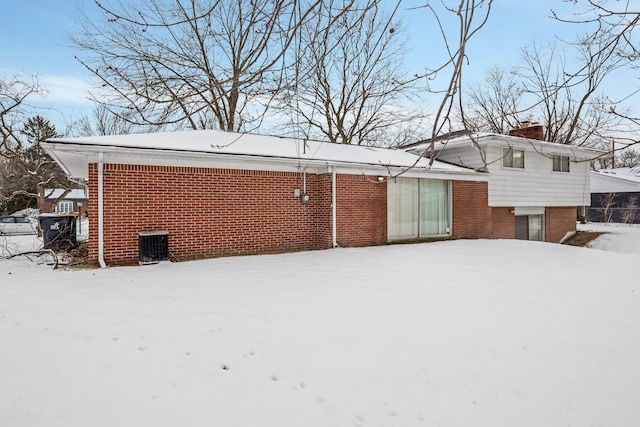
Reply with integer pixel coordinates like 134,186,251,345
1,0,637,133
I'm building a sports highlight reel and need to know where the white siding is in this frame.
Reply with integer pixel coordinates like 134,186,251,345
485,145,590,206
435,147,487,170
591,172,640,193
436,139,592,207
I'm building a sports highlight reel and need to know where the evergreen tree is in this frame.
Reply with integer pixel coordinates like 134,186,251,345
0,115,75,213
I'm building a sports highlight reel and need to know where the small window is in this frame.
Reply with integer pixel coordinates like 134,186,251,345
552,154,570,172
55,200,74,213
502,147,525,169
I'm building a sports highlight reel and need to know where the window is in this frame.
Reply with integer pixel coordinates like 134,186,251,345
515,214,544,241
55,200,74,213
552,154,570,172
388,178,450,240
502,147,525,169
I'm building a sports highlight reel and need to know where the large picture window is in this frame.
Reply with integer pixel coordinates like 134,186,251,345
388,178,450,240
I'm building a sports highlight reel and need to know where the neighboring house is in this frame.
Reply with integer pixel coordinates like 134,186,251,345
589,167,640,223
43,188,89,216
403,124,600,243
42,130,489,266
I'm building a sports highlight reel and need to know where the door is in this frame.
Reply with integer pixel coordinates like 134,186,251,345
515,214,544,241
515,216,528,240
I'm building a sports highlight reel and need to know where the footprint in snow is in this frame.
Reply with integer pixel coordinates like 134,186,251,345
293,382,306,391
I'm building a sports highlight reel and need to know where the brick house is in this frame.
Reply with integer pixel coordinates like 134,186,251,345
42,130,490,266
403,124,600,243
43,188,89,216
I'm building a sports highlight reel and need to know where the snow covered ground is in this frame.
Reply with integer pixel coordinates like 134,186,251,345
1,224,639,426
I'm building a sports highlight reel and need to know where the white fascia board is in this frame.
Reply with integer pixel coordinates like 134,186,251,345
486,136,605,160
434,134,606,160
44,142,487,181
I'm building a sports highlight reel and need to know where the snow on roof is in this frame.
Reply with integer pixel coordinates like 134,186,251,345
591,168,640,185
44,189,87,199
595,167,640,178
404,131,605,158
46,129,473,174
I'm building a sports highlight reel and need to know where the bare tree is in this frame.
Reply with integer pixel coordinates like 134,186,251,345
67,104,149,137
1,114,75,213
0,74,41,149
620,195,639,225
599,192,617,223
465,66,521,133
1,75,43,213
414,0,494,165
550,1,640,152
72,0,326,132
552,1,640,63
464,38,626,148
278,0,425,146
615,148,640,168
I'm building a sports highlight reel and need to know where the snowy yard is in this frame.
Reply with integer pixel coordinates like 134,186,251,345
1,224,639,426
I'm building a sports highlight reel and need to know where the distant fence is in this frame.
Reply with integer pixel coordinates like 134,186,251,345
588,192,640,224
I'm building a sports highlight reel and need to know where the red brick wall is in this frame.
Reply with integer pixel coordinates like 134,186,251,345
85,162,576,265
452,181,493,239
545,206,577,243
87,165,387,265
335,174,387,247
88,164,337,265
491,207,515,239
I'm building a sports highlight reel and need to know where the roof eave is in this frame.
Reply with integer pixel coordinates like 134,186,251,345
42,141,483,178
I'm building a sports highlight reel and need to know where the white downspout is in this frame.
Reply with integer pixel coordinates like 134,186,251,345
331,166,337,248
97,153,107,268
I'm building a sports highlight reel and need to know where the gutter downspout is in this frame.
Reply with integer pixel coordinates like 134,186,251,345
331,166,337,248
97,153,107,268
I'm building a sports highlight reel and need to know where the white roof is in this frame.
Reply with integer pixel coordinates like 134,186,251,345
590,168,640,193
43,130,483,180
45,189,87,199
406,132,605,159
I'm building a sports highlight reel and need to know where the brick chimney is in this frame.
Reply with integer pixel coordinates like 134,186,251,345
508,121,545,141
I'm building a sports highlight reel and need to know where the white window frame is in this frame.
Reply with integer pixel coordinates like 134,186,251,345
552,154,570,173
502,147,525,169
55,200,74,213
387,178,451,240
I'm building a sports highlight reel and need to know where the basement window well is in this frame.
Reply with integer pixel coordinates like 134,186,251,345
139,230,169,264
